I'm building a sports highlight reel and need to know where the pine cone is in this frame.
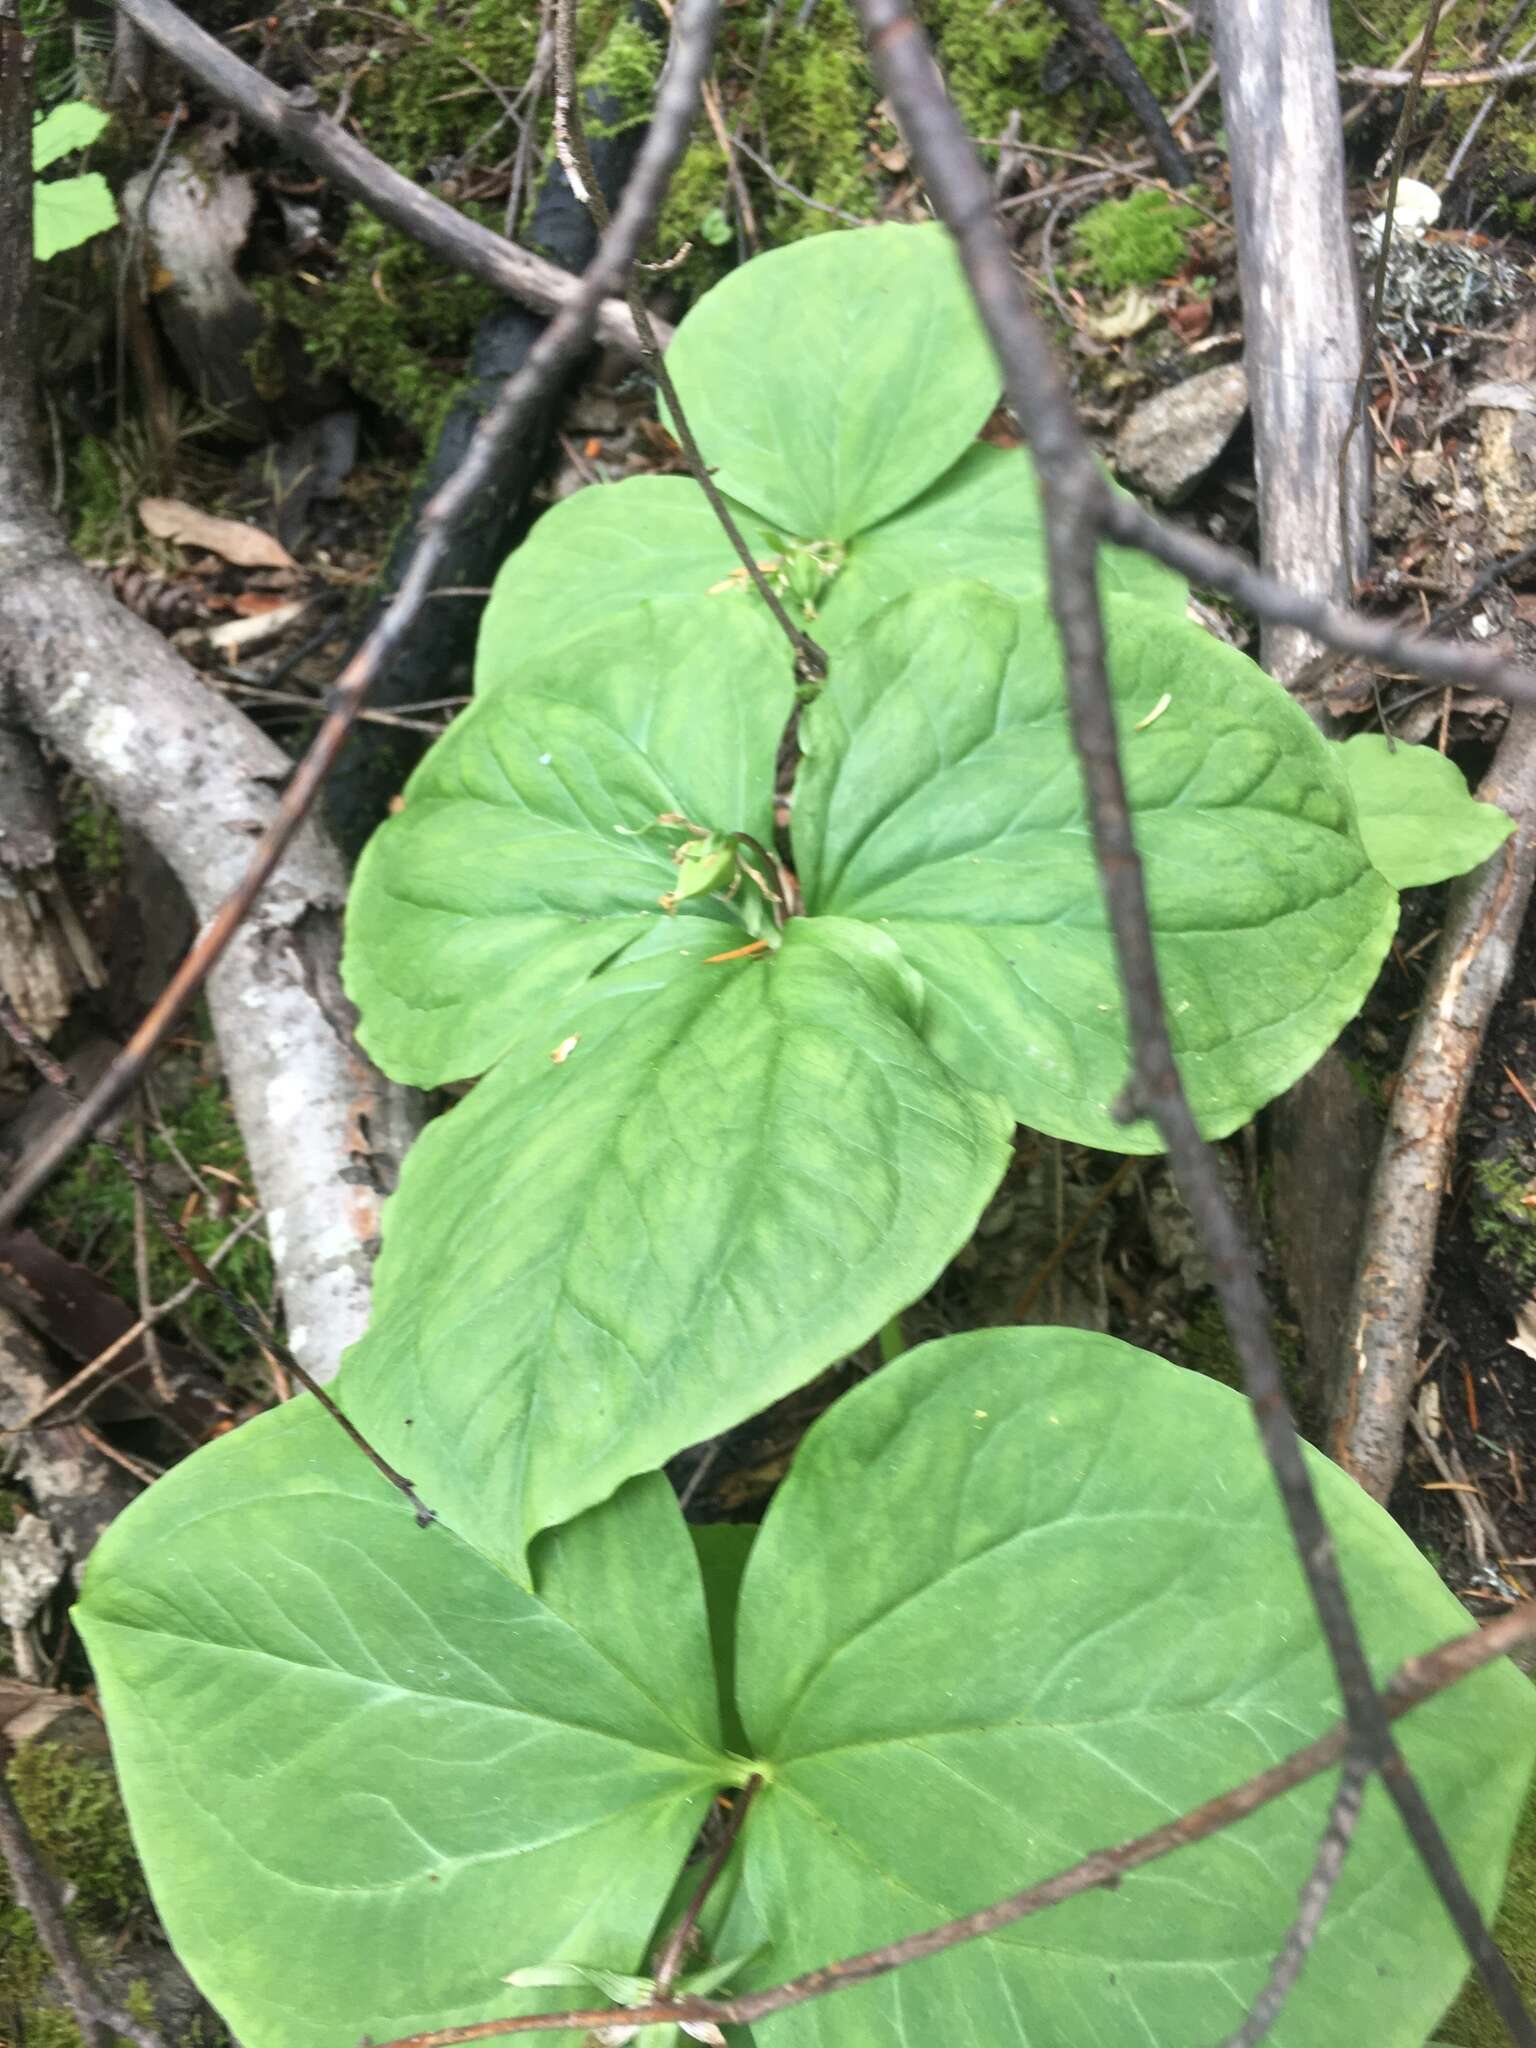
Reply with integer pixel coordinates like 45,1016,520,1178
89,560,210,632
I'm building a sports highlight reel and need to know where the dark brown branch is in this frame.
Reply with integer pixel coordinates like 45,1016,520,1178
652,1775,763,1997
361,1601,1536,2047
552,0,825,676
1040,0,1191,186
0,0,724,1242
1220,1750,1370,2048
1102,489,1536,704
0,1770,166,2048
0,999,435,1525
111,0,653,358
849,2,1535,2040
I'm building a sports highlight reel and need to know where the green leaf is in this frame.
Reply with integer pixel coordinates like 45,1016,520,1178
723,1330,1536,2048
31,100,110,171
794,584,1397,1149
691,1524,758,1755
822,443,1188,640
33,171,117,261
344,601,793,1086
339,917,1013,1576
1338,732,1516,889
475,479,778,689
661,224,998,542
74,1396,732,2048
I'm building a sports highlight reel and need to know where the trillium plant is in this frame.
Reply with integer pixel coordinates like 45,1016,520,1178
78,226,1535,2048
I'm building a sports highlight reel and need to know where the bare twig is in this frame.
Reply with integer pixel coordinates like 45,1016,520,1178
1218,1751,1371,2048
0,0,726,1240
1342,57,1536,86
1101,491,1536,703
0,999,435,1524
361,1602,1536,2047
652,1775,763,1996
1446,25,1536,187
0,1771,166,2048
552,0,826,676
849,0,1534,2037
1333,705,1536,1501
1040,0,1191,185
111,0,654,357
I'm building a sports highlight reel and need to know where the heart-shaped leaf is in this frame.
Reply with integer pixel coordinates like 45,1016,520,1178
339,918,1013,1575
474,480,780,691
76,1395,734,2048
474,452,1186,689
345,601,793,1085
826,442,1187,636
719,1331,1536,2048
1338,732,1515,889
82,1334,1536,2048
793,584,1398,1148
660,224,998,541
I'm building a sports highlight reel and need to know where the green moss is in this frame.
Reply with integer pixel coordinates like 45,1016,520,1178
1437,1728,1536,2044
67,434,131,560
0,1743,151,2047
253,0,672,432
32,1054,273,1376
1178,1299,1312,1425
250,214,498,440
9,1744,146,1923
582,14,661,136
1329,1,1536,211
656,0,1200,285
1470,1155,1536,1293
1073,187,1201,291
56,778,125,891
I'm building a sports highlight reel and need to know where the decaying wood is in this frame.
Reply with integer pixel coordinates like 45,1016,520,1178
0,1302,134,1577
0,724,99,1057
0,23,419,1382
1332,704,1536,1501
1210,0,1369,686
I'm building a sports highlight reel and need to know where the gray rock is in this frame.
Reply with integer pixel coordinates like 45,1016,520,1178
1114,362,1250,505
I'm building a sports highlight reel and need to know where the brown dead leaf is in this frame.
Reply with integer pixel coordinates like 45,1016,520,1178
232,590,298,617
1169,297,1213,345
139,496,297,570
